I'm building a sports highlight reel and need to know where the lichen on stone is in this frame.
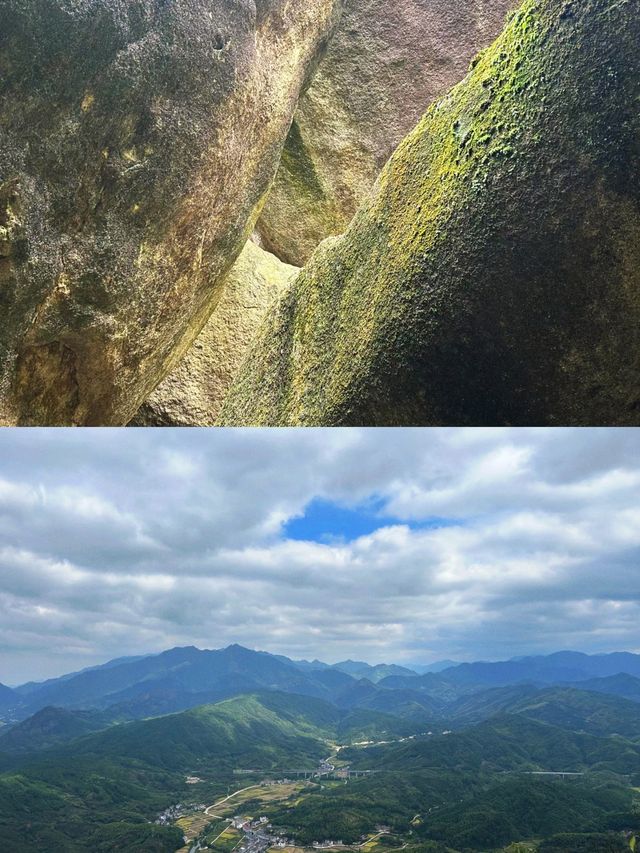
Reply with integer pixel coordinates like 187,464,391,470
256,0,517,266
220,0,640,427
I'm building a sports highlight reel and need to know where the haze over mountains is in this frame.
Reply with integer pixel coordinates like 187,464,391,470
3,644,640,731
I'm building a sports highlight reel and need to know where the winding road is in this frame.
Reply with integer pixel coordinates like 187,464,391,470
205,784,263,817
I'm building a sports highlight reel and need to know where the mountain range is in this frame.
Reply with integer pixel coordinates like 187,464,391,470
2,644,640,852
3,645,640,728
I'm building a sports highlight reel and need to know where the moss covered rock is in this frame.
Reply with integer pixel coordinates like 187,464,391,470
0,0,339,425
132,239,297,426
221,0,640,426
256,0,516,265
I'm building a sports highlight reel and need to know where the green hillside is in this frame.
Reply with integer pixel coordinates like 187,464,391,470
447,685,640,738
243,710,640,851
0,691,434,852
265,769,477,844
506,687,640,740
538,833,630,852
0,762,184,852
263,767,636,850
61,694,328,772
343,714,640,779
256,691,434,742
423,777,631,849
2,687,640,852
0,706,111,754
0,693,330,852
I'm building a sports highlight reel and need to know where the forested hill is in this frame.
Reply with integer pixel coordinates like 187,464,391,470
2,646,640,851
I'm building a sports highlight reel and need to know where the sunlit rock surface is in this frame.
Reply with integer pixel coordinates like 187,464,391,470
132,240,297,427
0,0,339,425
221,0,640,426
256,0,516,266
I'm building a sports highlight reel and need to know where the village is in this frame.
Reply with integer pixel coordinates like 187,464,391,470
153,778,316,853
155,756,393,853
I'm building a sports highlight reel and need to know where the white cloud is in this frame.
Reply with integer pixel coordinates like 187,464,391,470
0,427,638,683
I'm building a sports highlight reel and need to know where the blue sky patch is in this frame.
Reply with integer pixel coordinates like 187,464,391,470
283,497,458,543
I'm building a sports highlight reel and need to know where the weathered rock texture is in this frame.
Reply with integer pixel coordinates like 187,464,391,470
132,239,297,426
0,0,340,425
257,0,516,266
220,0,640,427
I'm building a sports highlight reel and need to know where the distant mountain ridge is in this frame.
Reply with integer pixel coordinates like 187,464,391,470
277,654,420,683
0,683,17,705
331,660,418,682
437,651,640,686
0,705,110,753
5,644,349,715
569,673,640,703
411,660,460,674
3,645,640,727
14,654,151,697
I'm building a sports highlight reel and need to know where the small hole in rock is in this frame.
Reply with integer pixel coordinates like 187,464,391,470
213,32,227,51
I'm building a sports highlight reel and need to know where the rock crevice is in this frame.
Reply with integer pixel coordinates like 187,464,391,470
220,0,640,427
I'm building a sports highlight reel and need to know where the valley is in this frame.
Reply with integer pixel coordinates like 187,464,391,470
2,645,640,852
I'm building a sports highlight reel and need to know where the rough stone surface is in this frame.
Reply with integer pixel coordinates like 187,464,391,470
220,0,640,427
132,240,297,426
256,0,516,266
0,0,340,425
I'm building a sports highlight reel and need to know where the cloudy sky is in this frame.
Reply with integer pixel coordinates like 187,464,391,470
0,428,638,684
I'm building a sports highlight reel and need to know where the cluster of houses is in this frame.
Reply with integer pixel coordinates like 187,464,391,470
232,815,296,852
236,819,290,853
232,815,270,831
155,802,205,825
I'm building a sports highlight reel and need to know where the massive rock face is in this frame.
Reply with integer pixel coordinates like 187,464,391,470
0,0,340,425
132,239,297,426
256,0,516,266
220,0,640,427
